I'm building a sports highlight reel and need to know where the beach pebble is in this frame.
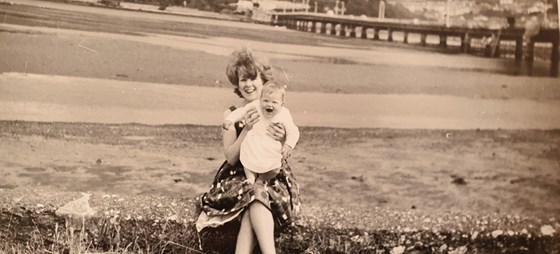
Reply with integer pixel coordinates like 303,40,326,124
449,246,468,254
540,225,556,236
471,231,479,240
166,214,178,222
391,246,405,254
492,230,503,238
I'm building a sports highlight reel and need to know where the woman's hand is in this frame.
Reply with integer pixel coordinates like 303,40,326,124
281,143,293,159
243,107,260,130
266,122,286,142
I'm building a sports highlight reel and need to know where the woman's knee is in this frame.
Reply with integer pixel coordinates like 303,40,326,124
241,208,252,221
249,201,269,212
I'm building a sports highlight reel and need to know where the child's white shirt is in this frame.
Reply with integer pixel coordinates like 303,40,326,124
225,100,299,173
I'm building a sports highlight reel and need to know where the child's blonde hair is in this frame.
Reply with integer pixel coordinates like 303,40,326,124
261,81,286,101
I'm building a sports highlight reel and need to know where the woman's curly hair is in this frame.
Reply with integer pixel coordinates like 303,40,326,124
226,47,273,98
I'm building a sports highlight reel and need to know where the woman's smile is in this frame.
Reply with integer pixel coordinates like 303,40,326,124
244,86,256,94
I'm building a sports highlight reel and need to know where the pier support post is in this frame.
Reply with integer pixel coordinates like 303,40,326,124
525,41,535,63
349,25,356,37
551,40,559,77
361,27,368,39
403,31,408,44
373,28,380,40
387,28,393,42
326,23,332,35
439,34,447,48
515,37,523,61
461,33,471,53
420,33,427,46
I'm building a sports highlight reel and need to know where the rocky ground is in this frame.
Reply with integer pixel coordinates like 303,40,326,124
1,121,559,253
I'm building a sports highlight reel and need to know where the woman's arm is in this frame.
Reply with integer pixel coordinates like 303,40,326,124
222,107,259,165
223,126,248,165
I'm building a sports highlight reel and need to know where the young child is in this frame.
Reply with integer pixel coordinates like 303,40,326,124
223,81,300,184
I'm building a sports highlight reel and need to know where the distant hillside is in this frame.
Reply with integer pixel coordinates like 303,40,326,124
313,0,419,18
394,0,558,18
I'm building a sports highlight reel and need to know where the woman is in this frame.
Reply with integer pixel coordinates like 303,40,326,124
196,47,301,254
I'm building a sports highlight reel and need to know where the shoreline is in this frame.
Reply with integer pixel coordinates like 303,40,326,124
2,72,560,129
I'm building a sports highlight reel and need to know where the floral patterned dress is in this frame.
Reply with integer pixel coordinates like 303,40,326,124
196,106,302,250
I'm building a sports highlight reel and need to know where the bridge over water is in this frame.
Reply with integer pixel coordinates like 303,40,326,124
268,13,559,77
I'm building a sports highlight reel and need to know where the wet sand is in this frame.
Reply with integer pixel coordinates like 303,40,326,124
2,72,560,129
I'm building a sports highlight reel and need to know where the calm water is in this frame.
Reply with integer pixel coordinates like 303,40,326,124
304,38,557,77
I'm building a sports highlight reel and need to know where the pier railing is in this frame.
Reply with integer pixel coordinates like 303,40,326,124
269,13,559,77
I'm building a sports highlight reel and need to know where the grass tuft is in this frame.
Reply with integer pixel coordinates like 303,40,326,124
2,205,559,254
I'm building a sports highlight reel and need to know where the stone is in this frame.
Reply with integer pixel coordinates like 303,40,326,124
55,193,95,219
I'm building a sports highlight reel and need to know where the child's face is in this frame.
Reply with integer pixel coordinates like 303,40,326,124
260,90,284,119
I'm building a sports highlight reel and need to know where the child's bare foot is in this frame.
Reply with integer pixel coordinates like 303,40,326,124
245,176,255,184
244,168,256,184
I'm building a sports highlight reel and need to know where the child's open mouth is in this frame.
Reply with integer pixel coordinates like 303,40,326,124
265,108,274,113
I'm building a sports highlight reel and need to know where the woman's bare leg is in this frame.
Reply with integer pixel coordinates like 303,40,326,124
235,211,256,254
249,202,276,254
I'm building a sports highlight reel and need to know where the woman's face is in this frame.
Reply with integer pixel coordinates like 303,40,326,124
237,73,264,103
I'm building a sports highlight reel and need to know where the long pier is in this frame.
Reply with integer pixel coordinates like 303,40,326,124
269,13,560,77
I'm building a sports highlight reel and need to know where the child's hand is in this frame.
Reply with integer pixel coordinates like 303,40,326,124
281,143,293,160
222,120,234,131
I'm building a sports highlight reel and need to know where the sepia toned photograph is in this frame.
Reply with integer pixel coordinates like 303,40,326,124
0,0,559,252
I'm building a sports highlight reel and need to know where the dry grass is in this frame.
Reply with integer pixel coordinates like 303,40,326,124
2,203,559,254
0,209,201,254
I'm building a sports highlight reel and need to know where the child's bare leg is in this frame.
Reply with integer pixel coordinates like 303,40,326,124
244,167,256,184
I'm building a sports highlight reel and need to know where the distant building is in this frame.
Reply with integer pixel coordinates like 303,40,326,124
398,0,473,17
499,0,513,5
237,0,309,13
